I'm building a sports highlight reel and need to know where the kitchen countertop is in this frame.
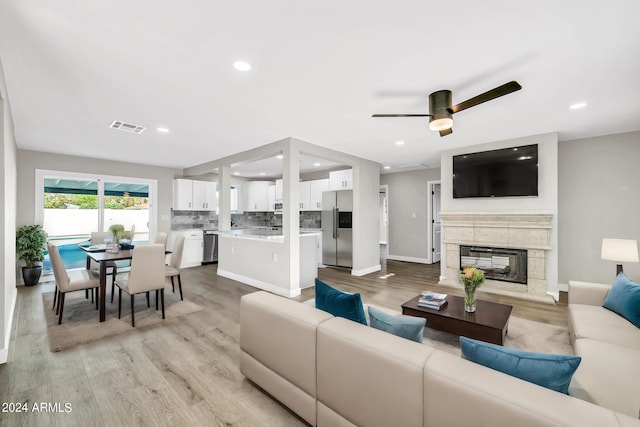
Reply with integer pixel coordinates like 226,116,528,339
218,228,320,241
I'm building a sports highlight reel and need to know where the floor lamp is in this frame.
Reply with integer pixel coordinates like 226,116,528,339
601,238,639,276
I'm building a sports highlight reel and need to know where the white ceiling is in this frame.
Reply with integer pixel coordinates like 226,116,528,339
1,1,639,174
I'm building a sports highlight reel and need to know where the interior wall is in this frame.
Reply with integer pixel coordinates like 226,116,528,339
0,57,18,364
380,168,441,262
439,133,559,295
558,131,640,284
16,149,182,232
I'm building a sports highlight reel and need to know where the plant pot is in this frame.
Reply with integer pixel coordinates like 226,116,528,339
22,266,42,286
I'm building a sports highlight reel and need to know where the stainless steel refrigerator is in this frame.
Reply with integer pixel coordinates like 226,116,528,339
322,190,353,268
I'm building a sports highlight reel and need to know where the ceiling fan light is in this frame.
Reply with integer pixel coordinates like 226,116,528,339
429,117,453,131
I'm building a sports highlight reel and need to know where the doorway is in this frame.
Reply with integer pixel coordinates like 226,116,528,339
379,185,389,262
427,181,441,264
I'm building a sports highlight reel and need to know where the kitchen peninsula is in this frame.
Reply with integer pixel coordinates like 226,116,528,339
216,228,319,297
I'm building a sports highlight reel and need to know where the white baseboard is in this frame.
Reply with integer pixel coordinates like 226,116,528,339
351,264,381,277
387,254,431,264
557,282,569,292
0,289,17,364
216,268,301,298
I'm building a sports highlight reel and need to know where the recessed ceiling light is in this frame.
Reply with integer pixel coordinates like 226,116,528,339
569,102,587,110
234,172,241,176
156,127,169,133
383,166,391,170
276,154,283,159
260,172,266,176
395,140,405,146
313,162,321,167
233,61,251,71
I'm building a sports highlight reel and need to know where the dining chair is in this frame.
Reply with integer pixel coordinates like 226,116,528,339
48,243,100,325
114,244,166,327
89,231,119,303
154,231,168,248
165,235,185,300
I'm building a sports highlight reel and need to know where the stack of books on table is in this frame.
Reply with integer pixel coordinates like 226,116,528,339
418,291,448,310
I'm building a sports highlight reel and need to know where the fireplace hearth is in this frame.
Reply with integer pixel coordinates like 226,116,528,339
460,246,527,284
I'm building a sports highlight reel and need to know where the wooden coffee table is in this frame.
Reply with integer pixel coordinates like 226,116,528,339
401,294,512,345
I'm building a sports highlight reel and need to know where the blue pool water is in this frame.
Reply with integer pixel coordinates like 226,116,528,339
43,243,89,274
43,240,146,274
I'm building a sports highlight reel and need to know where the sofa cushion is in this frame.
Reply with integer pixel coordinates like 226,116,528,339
368,306,426,343
570,338,640,418
603,273,640,328
568,304,640,349
460,337,581,394
314,279,367,325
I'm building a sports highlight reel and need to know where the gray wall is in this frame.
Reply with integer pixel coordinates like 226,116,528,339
381,168,441,262
16,150,182,232
558,131,640,284
0,57,18,363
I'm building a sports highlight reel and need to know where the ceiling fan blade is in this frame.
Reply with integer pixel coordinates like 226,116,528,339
439,128,453,137
372,114,433,117
447,81,522,114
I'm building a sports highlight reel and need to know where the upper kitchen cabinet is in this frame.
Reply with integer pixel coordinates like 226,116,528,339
173,179,194,210
173,179,217,211
241,181,273,212
300,179,329,211
309,179,329,210
329,169,352,190
193,180,217,211
275,179,283,201
268,184,276,212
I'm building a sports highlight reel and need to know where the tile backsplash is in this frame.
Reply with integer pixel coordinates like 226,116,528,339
171,210,321,230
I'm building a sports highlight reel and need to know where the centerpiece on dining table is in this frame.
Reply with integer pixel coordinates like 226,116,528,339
460,267,485,313
107,224,125,253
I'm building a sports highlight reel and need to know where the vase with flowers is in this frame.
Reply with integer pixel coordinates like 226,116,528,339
460,267,485,313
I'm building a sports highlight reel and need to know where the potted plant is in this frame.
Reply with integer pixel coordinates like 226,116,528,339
16,224,48,286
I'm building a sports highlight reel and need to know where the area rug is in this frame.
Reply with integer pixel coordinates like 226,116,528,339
422,316,574,356
42,290,203,352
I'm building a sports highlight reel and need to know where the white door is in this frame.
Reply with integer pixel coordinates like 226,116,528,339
431,183,441,263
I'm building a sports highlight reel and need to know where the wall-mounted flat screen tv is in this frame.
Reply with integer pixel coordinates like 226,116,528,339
453,144,538,198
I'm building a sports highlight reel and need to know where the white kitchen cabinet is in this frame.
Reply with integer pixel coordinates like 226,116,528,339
299,181,311,210
275,179,283,200
173,179,194,210
268,184,276,211
241,181,273,212
230,186,240,212
309,179,329,210
174,179,217,211
299,179,329,211
193,180,217,211
329,169,353,190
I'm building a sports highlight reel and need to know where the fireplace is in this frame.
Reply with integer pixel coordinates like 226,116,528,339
460,246,527,284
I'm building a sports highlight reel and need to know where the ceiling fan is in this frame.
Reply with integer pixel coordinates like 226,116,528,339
372,81,522,137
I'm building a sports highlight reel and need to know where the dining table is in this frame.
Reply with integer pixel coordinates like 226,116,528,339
80,244,170,322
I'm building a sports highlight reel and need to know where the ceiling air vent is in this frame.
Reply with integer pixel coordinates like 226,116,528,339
109,120,146,134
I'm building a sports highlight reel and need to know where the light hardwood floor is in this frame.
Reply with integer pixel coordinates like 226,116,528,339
0,260,567,426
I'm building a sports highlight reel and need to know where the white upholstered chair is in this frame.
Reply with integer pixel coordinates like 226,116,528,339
48,243,100,325
89,231,119,302
165,235,185,300
114,244,166,327
154,231,168,248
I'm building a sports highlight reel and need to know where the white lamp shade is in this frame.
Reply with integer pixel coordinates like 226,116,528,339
601,238,639,263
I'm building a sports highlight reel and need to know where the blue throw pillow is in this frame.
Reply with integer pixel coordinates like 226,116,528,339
460,336,581,394
368,306,426,343
314,279,367,325
603,273,640,328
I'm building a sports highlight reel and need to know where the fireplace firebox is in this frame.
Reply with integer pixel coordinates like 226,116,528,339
460,246,528,284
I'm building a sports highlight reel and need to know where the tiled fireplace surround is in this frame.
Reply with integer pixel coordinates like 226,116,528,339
439,212,554,302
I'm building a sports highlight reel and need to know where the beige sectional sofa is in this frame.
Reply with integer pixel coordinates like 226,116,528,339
568,281,640,418
240,291,640,427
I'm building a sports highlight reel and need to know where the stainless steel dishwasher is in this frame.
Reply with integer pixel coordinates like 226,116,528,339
203,230,218,264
